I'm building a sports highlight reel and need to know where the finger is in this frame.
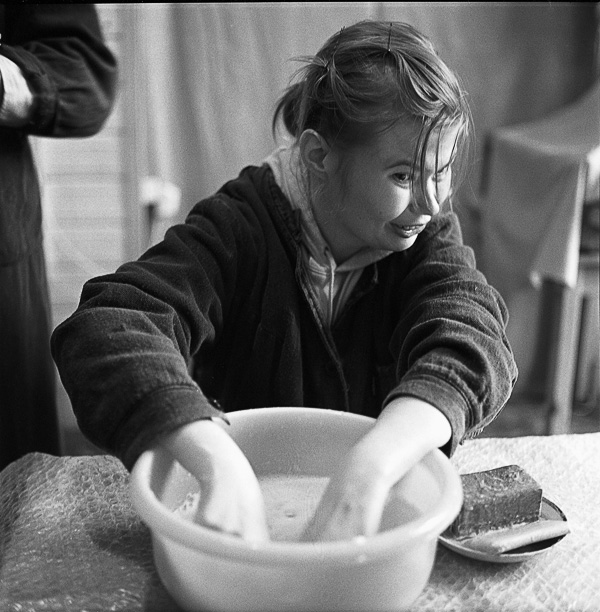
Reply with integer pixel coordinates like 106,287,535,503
361,482,390,536
303,480,391,542
243,517,271,543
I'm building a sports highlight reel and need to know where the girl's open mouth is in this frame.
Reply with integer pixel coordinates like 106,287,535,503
392,223,426,238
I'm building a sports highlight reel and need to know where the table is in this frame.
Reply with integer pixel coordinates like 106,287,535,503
1,433,599,611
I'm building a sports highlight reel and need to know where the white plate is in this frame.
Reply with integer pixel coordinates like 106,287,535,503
438,497,568,563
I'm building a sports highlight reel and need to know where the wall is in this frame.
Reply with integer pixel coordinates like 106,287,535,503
33,4,136,449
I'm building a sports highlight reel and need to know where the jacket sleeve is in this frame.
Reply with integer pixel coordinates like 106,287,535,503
0,3,118,136
385,211,518,455
51,197,252,470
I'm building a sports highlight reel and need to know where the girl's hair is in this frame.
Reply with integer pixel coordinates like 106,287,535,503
272,20,473,199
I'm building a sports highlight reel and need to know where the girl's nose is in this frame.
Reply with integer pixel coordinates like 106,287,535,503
410,178,440,216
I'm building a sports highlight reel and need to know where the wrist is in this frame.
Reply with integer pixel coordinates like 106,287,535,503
379,396,452,449
356,397,452,486
161,419,237,478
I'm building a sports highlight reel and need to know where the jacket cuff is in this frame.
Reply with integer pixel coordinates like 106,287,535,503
114,385,226,471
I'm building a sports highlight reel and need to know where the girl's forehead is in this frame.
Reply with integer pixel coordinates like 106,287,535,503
371,120,461,166
378,121,422,156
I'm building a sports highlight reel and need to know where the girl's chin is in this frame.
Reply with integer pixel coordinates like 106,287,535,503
389,233,419,252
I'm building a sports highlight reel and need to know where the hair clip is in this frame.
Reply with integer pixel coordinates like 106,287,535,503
386,22,393,54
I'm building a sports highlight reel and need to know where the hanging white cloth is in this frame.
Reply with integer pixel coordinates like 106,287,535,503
481,81,600,295
480,81,600,393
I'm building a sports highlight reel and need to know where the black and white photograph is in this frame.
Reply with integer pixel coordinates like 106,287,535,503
0,3,598,610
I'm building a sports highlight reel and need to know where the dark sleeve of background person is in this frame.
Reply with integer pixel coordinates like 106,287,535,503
0,3,118,470
0,3,118,136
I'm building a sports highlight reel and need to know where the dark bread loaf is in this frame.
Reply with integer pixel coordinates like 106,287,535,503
451,465,543,538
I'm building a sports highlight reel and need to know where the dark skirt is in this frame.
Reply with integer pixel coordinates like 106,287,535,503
0,246,60,471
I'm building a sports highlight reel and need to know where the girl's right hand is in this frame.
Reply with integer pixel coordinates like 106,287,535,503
159,419,270,544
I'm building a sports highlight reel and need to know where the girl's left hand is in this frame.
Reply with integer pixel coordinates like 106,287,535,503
301,397,452,542
300,438,398,542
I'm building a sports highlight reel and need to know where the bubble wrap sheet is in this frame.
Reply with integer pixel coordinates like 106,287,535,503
0,454,179,612
0,433,599,612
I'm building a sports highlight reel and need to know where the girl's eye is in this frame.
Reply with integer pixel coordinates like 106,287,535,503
392,171,412,185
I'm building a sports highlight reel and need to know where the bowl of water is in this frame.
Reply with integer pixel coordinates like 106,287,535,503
130,407,463,612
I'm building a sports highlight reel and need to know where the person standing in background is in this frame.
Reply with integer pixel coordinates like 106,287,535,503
0,4,118,471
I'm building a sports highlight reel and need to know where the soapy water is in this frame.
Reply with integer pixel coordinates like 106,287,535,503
174,474,421,542
174,475,328,542
260,475,330,541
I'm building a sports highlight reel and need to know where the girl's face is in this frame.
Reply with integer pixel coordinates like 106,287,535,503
314,118,461,262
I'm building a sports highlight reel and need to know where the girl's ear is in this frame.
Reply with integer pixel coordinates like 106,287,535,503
299,129,337,178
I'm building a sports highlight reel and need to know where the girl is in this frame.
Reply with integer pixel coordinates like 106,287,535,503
51,20,517,543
